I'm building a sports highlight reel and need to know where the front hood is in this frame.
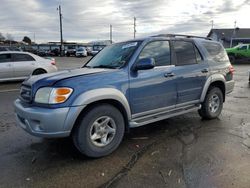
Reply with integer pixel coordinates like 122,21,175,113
23,68,111,87
225,48,234,52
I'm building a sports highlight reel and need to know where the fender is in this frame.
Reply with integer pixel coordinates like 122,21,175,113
72,88,132,120
200,74,226,102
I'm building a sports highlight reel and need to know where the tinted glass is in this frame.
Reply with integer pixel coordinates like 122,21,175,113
239,45,247,50
86,41,140,68
138,41,171,66
0,47,7,51
0,54,11,63
202,41,228,62
195,47,202,63
13,54,35,62
173,41,197,66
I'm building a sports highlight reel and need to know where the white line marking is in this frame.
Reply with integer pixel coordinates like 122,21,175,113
0,89,20,93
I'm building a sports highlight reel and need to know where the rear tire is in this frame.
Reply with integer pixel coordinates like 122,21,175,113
198,87,223,119
72,104,125,158
32,69,47,75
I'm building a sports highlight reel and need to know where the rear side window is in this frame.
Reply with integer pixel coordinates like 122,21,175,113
202,42,228,62
13,54,35,62
173,41,197,66
138,41,171,66
0,54,11,63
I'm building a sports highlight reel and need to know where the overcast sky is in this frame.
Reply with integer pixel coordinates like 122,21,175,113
0,0,250,43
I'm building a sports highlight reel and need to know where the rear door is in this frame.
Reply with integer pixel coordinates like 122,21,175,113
0,53,14,79
12,53,37,78
172,40,209,105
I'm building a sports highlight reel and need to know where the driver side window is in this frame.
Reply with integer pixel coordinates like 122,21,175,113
239,45,247,50
138,41,171,66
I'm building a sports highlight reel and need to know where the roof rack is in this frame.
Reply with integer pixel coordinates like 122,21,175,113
153,34,212,40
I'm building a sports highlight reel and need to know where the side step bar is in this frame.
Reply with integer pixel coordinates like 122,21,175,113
129,104,201,128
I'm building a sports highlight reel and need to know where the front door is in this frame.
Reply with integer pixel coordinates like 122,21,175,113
237,44,249,57
129,40,177,115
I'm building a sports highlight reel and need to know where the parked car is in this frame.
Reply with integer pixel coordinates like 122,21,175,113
0,46,22,52
14,34,234,158
65,47,76,57
0,51,57,82
86,47,92,56
89,45,106,56
226,44,250,63
76,47,87,57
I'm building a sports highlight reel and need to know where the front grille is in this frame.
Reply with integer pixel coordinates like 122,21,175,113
19,85,32,103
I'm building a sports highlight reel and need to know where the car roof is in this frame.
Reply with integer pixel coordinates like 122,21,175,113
121,35,212,44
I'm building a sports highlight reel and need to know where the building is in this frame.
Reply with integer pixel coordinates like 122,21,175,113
207,28,250,48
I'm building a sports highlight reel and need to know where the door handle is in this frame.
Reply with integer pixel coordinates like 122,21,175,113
201,68,209,73
164,72,175,78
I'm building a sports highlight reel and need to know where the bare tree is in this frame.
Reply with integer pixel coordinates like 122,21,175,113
22,36,32,45
6,33,14,41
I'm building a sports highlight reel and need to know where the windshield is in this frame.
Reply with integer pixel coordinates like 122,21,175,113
77,47,85,51
85,41,140,69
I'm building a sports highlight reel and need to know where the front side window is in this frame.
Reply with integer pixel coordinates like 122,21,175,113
86,41,141,69
173,41,197,66
138,41,171,66
239,45,247,50
13,54,35,62
0,54,11,63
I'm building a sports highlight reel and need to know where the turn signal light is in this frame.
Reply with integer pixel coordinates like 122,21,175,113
56,88,72,95
54,96,67,103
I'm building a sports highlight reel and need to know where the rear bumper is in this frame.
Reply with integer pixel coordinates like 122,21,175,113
225,80,235,94
46,65,58,73
14,99,85,138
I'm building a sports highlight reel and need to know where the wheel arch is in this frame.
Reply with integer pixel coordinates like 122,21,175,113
200,75,226,102
32,68,47,75
70,88,131,133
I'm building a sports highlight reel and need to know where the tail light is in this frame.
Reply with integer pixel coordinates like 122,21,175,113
51,60,56,65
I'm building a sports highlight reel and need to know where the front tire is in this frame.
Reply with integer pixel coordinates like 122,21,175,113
72,104,125,158
198,87,223,119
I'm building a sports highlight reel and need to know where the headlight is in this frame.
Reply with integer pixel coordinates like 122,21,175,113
35,87,73,104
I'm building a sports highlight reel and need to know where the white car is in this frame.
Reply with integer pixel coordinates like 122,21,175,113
75,47,87,57
0,51,58,82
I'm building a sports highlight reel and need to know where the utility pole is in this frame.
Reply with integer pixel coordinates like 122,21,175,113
211,20,214,29
33,33,36,44
134,17,136,39
230,21,237,48
110,24,112,44
58,5,63,56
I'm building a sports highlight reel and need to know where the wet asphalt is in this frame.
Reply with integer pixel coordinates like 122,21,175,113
0,57,250,188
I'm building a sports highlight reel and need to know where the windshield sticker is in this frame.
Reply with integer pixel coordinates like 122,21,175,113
122,42,138,49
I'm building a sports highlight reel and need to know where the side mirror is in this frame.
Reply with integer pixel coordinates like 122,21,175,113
134,58,155,70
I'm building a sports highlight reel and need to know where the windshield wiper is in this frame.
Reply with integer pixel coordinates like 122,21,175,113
92,65,118,69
